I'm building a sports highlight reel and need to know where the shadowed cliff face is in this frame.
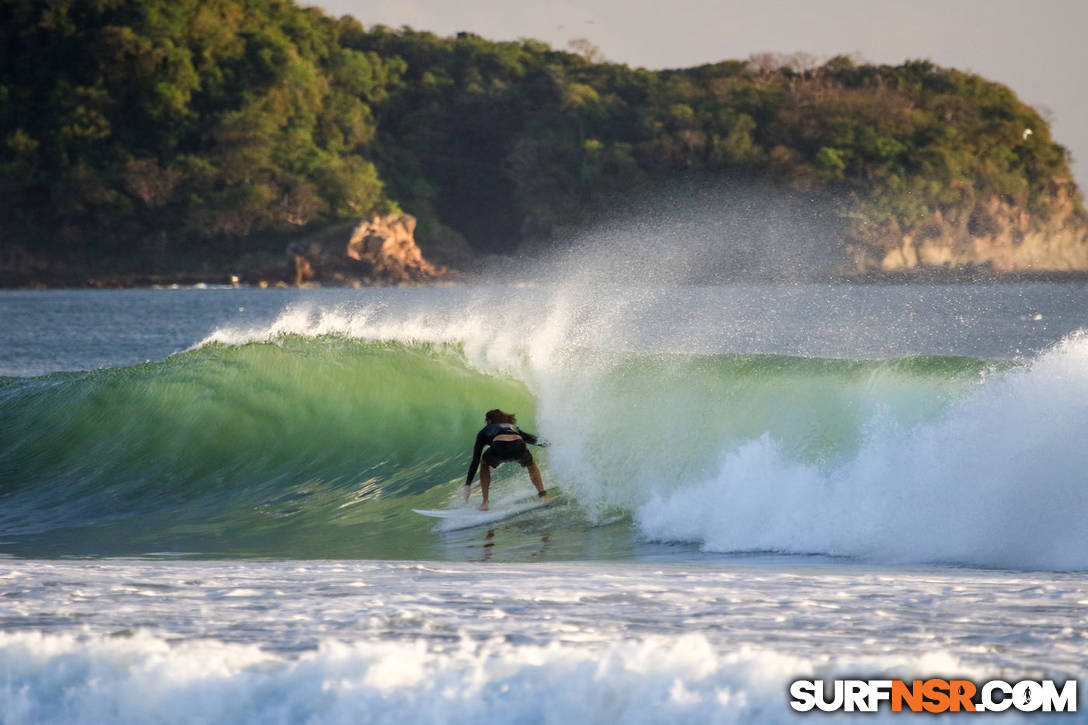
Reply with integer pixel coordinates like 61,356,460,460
848,179,1088,274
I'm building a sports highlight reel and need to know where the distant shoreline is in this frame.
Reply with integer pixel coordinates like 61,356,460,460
5,269,1088,290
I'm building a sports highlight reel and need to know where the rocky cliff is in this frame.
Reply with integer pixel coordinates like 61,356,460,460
286,213,450,287
345,214,446,281
847,179,1088,275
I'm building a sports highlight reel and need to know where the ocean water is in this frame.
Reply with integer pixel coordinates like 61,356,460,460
1,282,1087,722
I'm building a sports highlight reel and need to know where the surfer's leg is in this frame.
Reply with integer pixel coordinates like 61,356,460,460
479,463,491,510
527,461,546,497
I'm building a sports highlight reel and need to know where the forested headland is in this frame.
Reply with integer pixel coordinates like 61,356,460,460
2,0,1087,286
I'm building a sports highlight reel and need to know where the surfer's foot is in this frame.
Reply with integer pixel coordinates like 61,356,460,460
478,503,489,511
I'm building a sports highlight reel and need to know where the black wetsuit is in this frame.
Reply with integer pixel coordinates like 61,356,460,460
465,423,540,485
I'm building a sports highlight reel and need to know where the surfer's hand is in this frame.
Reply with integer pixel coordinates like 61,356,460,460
463,484,470,501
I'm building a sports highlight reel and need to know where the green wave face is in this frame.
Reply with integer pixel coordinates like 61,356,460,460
0,338,535,557
0,338,998,558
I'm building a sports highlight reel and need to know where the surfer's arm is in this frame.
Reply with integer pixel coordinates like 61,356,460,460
465,432,486,485
519,430,547,447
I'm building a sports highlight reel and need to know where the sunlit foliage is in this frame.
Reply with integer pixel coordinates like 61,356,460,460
0,0,1078,265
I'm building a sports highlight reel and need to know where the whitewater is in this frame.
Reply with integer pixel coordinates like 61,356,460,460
2,281,1087,722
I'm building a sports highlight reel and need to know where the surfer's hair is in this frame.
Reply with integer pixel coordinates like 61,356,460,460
485,409,517,424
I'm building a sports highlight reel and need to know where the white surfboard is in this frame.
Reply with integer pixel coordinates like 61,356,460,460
413,495,559,531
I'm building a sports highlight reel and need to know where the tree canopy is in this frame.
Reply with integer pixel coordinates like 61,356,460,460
0,0,1081,275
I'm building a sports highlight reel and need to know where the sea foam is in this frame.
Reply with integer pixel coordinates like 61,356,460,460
0,630,996,725
636,333,1088,570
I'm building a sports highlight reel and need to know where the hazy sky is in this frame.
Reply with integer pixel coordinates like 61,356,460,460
314,0,1088,192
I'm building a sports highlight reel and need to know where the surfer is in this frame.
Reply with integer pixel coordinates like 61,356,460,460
465,409,548,510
